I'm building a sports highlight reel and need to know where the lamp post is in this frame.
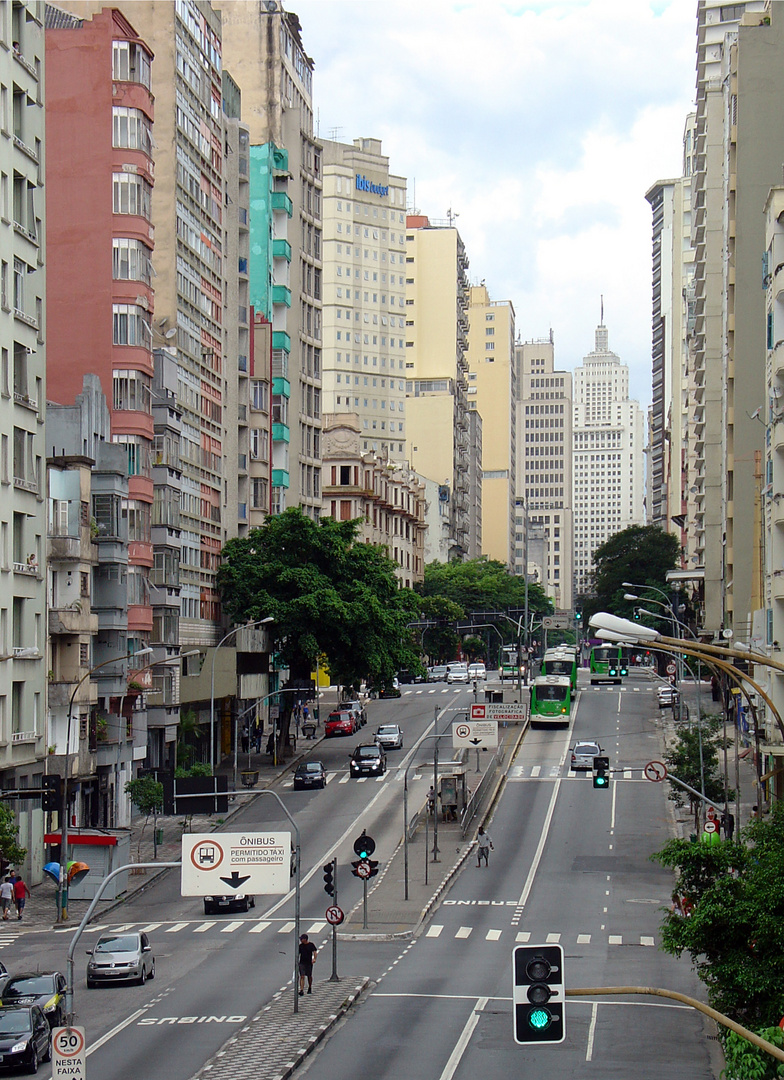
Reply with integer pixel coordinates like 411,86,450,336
209,617,273,772
60,646,153,921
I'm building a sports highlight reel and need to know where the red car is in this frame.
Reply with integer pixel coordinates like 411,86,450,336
325,710,357,737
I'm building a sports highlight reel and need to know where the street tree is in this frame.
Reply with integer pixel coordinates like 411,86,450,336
580,524,681,624
419,558,552,636
125,776,164,862
663,712,732,830
416,595,463,663
0,803,26,873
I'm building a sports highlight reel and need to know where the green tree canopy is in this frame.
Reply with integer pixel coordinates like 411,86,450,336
581,525,681,624
416,594,463,662
663,713,733,829
217,509,421,690
0,803,26,872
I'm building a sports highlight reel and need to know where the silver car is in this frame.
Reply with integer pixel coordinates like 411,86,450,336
570,741,603,771
375,723,403,750
87,931,155,987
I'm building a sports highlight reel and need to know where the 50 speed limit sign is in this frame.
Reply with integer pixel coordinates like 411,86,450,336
52,1025,86,1078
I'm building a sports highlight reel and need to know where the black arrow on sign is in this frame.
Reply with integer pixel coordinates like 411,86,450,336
469,738,483,745
220,871,250,890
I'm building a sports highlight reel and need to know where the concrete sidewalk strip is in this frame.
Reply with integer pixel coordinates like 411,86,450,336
190,976,370,1080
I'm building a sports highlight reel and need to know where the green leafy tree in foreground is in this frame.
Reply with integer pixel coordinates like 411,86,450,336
126,776,164,862
664,713,732,830
581,524,681,624
419,558,552,635
416,594,463,663
653,803,784,1033
0,802,26,872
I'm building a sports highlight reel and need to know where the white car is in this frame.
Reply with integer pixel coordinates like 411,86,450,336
570,740,602,771
468,662,486,681
446,662,469,684
375,723,403,750
657,684,680,708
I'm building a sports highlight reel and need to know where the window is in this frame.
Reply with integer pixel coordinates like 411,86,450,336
12,258,23,311
112,238,152,283
112,173,152,219
113,369,152,413
112,40,152,89
112,107,152,155
112,305,149,347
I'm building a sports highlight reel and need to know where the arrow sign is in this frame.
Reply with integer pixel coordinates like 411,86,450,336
644,760,667,783
453,719,498,750
220,870,251,890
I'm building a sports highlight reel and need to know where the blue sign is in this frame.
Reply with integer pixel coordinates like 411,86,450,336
356,174,389,197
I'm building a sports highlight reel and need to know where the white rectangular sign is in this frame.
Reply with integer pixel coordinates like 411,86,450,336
453,718,499,749
52,1026,86,1078
181,832,291,897
472,702,528,723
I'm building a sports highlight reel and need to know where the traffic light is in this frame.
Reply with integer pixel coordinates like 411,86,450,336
350,860,364,878
513,944,565,1044
593,755,610,789
634,608,641,621
574,611,582,622
41,774,61,813
353,832,375,860
366,860,379,878
323,859,335,897
620,657,628,676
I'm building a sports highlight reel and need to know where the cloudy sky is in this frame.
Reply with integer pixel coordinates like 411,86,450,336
292,0,696,405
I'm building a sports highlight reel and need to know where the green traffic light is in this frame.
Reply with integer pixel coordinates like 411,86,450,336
528,1008,552,1030
595,776,607,786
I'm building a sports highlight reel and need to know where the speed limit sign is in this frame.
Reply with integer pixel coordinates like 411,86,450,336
53,1026,86,1077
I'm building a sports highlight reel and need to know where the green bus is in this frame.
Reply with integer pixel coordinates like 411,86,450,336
589,644,627,685
530,675,572,727
542,649,578,691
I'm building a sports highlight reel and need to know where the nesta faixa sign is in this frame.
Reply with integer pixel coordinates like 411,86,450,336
356,174,389,197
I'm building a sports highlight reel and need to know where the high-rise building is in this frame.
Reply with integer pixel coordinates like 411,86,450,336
404,215,474,559
217,0,322,518
572,320,644,600
466,285,515,566
320,137,408,458
0,0,47,879
515,336,573,610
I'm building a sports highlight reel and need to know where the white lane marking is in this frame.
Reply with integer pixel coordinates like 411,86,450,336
220,920,243,933
438,997,488,1080
248,921,271,934
325,774,336,783
193,921,215,933
455,926,473,939
531,765,541,778
339,775,350,784
517,778,562,909
611,777,617,830
112,923,137,932
356,777,367,783
279,921,295,934
486,929,502,941
165,923,189,933
577,934,591,944
550,766,561,777
139,923,161,933
641,936,655,947
86,1008,148,1056
426,925,443,938
308,921,326,933
515,931,531,942
586,1001,599,1061
609,935,622,945
623,769,632,781
545,932,561,944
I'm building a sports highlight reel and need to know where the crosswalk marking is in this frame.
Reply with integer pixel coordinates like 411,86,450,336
640,936,655,947
486,929,502,941
166,923,189,933
515,931,531,943
531,765,541,778
248,921,271,934
609,935,622,945
139,923,161,933
220,921,244,934
455,926,472,939
426,925,443,938
339,775,349,784
546,932,561,944
113,923,136,932
279,921,295,934
576,934,591,944
194,922,215,933
623,769,632,781
308,922,326,934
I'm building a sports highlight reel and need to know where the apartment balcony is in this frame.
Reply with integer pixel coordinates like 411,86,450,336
272,285,292,308
271,469,290,488
272,331,291,354
49,607,100,636
273,238,292,262
773,573,784,603
774,497,784,529
774,340,784,381
272,423,290,443
772,422,784,455
271,192,293,217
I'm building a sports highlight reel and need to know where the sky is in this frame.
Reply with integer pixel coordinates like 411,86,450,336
291,0,697,406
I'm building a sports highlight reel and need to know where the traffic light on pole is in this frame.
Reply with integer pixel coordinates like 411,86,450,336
366,860,379,878
41,774,61,813
593,755,610,789
513,944,565,1044
353,832,375,860
350,860,364,878
323,859,335,897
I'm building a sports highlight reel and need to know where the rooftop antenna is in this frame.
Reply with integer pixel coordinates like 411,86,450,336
447,207,459,227
600,294,604,325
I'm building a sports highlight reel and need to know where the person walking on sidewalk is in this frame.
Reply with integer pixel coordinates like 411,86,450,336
476,826,494,867
298,933,317,996
0,878,13,919
13,876,29,920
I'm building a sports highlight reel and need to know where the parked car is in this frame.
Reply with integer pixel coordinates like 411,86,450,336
570,741,603,771
1,972,66,1027
657,684,680,708
396,669,425,684
325,709,357,737
293,761,327,790
468,662,487,681
203,892,255,916
0,1005,51,1073
375,723,403,750
447,662,469,684
428,665,448,682
342,699,367,726
349,743,387,777
86,931,155,988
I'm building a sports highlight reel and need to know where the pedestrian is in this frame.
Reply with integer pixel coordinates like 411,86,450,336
298,933,317,996
427,786,436,816
13,875,29,920
303,704,310,727
0,878,13,920
476,826,494,867
721,811,735,842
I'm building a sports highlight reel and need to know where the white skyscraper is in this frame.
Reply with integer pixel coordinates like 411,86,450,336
572,319,645,599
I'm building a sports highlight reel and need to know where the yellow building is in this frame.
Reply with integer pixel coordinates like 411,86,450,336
466,285,516,567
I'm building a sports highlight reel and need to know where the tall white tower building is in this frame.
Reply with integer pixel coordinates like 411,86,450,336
572,319,645,599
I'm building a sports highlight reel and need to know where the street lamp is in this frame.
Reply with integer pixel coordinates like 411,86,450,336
209,617,274,772
59,646,153,921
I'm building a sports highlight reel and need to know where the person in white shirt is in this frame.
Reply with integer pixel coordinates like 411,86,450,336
0,878,14,919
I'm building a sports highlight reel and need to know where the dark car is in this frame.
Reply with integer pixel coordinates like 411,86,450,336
0,973,66,1030
203,892,255,916
0,1005,50,1073
293,761,327,790
349,743,387,777
86,931,155,988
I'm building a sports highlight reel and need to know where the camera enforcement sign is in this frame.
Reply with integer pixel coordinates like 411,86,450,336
181,832,291,896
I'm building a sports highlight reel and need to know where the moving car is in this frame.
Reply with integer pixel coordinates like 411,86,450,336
0,1005,51,1073
570,741,603,771
657,684,680,708
349,743,387,777
203,893,255,916
86,931,155,988
447,662,469,684
293,761,327,789
428,665,448,682
0,972,66,1028
325,709,357,737
468,662,487,681
375,723,403,750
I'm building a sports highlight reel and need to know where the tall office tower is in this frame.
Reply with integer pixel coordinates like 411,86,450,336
320,137,408,458
645,112,696,557
466,285,515,566
690,0,766,633
572,319,644,600
0,0,46,863
515,336,573,610
217,0,322,517
404,215,473,559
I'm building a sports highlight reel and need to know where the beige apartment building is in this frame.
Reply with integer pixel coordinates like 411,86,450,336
320,137,407,459
466,285,515,567
404,216,474,559
515,336,573,610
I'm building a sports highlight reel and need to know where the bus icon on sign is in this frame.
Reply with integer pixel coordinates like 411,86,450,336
190,840,224,871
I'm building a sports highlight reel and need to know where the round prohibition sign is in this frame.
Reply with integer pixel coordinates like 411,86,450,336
454,723,471,740
53,1027,85,1058
356,861,371,879
189,839,224,872
325,905,344,925
666,662,677,675
644,760,668,783
703,819,718,834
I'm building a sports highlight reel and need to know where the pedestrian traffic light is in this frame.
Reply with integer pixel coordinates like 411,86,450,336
593,755,610,789
323,860,335,897
513,944,565,1044
353,832,375,860
41,775,61,813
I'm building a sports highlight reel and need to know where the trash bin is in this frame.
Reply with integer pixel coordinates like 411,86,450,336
241,770,259,788
155,828,164,846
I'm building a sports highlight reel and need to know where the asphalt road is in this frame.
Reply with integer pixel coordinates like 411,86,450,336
296,668,720,1079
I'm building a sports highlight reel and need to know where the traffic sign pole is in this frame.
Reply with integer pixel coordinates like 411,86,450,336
331,860,339,981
